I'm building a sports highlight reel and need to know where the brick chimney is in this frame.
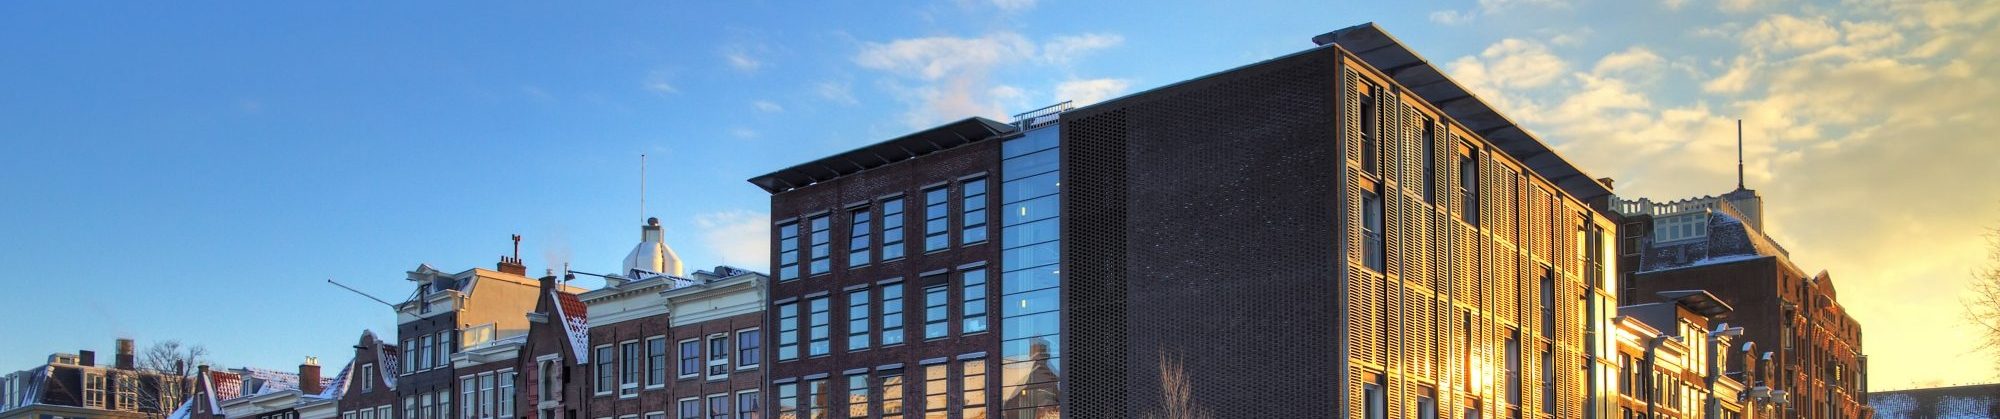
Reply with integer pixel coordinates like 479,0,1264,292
79,350,95,367
115,338,135,370
497,234,528,275
299,357,323,395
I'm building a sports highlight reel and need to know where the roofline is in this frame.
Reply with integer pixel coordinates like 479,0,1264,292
747,117,1018,194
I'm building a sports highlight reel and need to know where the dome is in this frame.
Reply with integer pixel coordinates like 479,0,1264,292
623,217,685,278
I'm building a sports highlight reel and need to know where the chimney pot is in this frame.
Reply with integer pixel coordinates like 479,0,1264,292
115,338,135,370
79,350,96,367
298,357,324,395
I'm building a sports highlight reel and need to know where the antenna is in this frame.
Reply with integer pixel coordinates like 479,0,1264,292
327,279,396,307
1736,119,1745,190
640,154,647,223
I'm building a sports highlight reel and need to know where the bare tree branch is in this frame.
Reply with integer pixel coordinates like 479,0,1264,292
1962,227,2000,376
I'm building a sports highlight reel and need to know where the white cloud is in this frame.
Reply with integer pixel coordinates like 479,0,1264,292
1447,38,1569,99
1478,0,1569,13
1743,14,1841,52
816,81,858,105
1592,46,1665,76
1719,0,1761,13
1042,33,1124,65
694,210,769,269
1431,10,1475,25
991,0,1035,12
725,50,763,72
1661,0,1689,10
752,100,784,113
855,32,1034,81
1054,78,1131,106
1702,56,1756,94
729,127,759,139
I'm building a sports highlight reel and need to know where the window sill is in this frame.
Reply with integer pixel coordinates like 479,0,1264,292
735,364,759,371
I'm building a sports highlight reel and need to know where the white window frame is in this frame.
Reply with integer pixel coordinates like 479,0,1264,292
735,328,761,371
83,372,104,408
642,412,664,419
734,390,760,419
497,369,517,419
459,375,477,419
375,405,390,419
676,398,702,419
705,393,730,419
593,344,615,396
619,339,642,398
401,339,416,374
362,363,375,392
536,355,563,403
677,338,701,380
645,336,668,390
705,333,730,381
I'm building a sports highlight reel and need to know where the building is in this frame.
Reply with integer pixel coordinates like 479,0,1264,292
0,339,193,419
519,273,590,419
579,218,767,419
394,252,544,419
1611,187,1870,418
450,334,522,419
1869,383,2000,418
748,22,1626,418
332,331,398,419
186,363,335,419
1615,290,1771,419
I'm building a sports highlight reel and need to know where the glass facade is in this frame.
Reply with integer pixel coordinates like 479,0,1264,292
998,124,1063,418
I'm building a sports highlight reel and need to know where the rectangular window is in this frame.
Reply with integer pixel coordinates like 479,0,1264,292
481,374,498,419
808,214,832,276
621,341,642,396
849,207,872,268
1363,381,1384,419
1418,394,1438,419
777,302,799,361
1422,118,1437,203
963,359,988,419
1362,190,1385,272
707,335,730,378
847,373,871,419
420,335,435,370
848,290,871,351
1460,150,1479,226
706,394,729,419
775,383,797,419
963,267,988,333
881,370,905,417
962,178,988,244
595,345,615,395
362,363,375,392
499,371,516,418
1541,349,1555,414
1506,331,1521,406
805,379,828,419
882,198,906,261
436,390,449,419
924,186,950,252
737,329,761,369
808,296,831,356
647,336,668,387
439,332,453,361
420,393,434,419
776,222,799,281
401,339,415,373
83,373,104,408
923,284,949,340
403,396,416,419
1360,85,1379,175
678,398,701,419
1541,270,1556,338
736,391,760,419
923,364,948,418
461,377,477,419
115,374,134,411
882,283,906,346
678,339,701,379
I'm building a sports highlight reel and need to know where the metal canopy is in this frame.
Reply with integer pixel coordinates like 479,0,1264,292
1314,23,1615,204
747,117,1019,194
1657,289,1735,318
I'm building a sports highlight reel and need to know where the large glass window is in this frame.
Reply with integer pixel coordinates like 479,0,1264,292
962,178,988,244
400,339,414,373
881,370,905,417
963,267,988,333
882,283,906,346
737,329,761,368
498,371,515,418
707,335,730,378
479,374,496,418
848,290,871,350
647,337,667,387
594,345,615,395
923,365,948,418
622,341,642,394
999,125,1063,419
419,336,434,370
460,377,476,419
808,296,831,357
847,373,871,419
777,302,799,361
736,391,759,419
805,379,828,419
1360,85,1379,174
1362,190,1384,272
882,198,906,261
923,284,949,340
848,207,872,268
808,214,831,276
776,222,799,281
962,359,988,419
1506,331,1521,406
83,373,104,408
924,187,951,252
678,339,700,378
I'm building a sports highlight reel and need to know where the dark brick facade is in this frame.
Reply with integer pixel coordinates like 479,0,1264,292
335,331,399,419
520,280,589,419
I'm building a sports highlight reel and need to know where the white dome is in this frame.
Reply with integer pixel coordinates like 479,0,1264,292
623,217,684,278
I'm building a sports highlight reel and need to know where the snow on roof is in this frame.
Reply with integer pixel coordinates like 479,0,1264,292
552,290,591,361
164,396,193,419
377,340,400,390
314,361,353,400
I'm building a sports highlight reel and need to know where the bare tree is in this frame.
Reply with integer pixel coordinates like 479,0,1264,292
1147,350,1212,419
136,340,214,418
1964,228,2000,376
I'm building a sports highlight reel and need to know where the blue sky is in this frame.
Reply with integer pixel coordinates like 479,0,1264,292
3,0,1996,389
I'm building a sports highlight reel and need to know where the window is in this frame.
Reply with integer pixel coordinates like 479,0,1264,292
499,371,516,418
923,365,948,418
621,341,642,396
1363,381,1384,419
1422,118,1438,203
707,335,730,378
847,373,871,418
962,178,988,244
420,335,435,370
805,379,828,419
116,374,135,411
776,222,799,281
1541,350,1554,415
924,284,949,340
849,207,872,268
436,390,450,419
882,198,906,261
1362,190,1384,272
678,398,701,419
1418,393,1438,419
848,290,871,351
775,383,797,419
403,396,416,419
362,363,375,392
808,214,832,276
420,393,434,419
439,332,453,363
881,370,905,417
461,376,477,419
647,337,668,387
777,302,799,361
1459,150,1479,226
1541,270,1556,338
1505,331,1521,407
882,283,906,346
963,359,988,419
595,345,615,395
736,391,760,419
401,339,415,373
1360,84,1379,174
83,373,104,408
707,394,729,419
808,296,831,357
462,324,496,348
737,329,761,369
678,339,701,379
479,373,496,419
924,186,951,252
963,267,988,333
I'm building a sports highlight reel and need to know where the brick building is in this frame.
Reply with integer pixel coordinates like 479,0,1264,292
1614,290,1770,419
1611,188,1870,419
334,331,399,419
0,339,192,419
748,22,1628,418
394,255,543,419
519,274,590,419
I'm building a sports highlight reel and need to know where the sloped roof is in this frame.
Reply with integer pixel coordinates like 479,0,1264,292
747,117,1019,193
314,361,353,400
206,370,240,407
552,291,591,361
1312,23,1613,204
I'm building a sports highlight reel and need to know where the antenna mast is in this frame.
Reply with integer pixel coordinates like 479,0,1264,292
1736,119,1745,190
640,154,647,223
327,279,396,307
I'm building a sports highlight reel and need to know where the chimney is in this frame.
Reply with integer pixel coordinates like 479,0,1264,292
79,350,96,367
116,338,135,370
299,357,323,395
497,235,528,275
176,360,187,376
